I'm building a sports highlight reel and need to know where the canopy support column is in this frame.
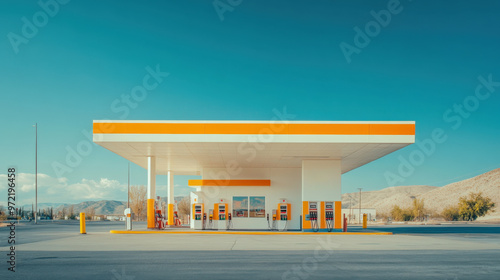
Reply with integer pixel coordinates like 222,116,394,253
167,171,174,226
147,156,156,229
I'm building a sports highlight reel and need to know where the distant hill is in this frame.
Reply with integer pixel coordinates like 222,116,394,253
22,202,67,209
54,200,127,215
343,168,500,220
51,196,187,215
342,185,438,213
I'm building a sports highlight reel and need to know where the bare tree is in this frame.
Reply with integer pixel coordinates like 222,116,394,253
129,185,147,221
0,205,6,221
69,205,75,219
86,207,96,220
61,207,67,220
177,196,191,221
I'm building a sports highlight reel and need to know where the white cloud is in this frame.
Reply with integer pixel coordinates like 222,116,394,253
154,183,193,197
0,173,127,207
0,173,192,207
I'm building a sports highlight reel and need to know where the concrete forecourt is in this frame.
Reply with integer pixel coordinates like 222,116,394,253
1,221,500,279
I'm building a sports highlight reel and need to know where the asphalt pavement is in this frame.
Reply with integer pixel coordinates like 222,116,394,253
1,221,499,279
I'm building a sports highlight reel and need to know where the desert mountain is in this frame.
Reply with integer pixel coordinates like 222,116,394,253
54,200,127,216
52,196,187,215
343,168,500,219
342,185,437,214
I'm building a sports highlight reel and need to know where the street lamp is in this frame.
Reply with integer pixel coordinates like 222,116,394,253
33,123,38,224
128,162,130,209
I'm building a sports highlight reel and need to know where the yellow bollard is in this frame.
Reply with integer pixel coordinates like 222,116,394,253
147,199,155,229
168,203,174,226
362,213,367,229
80,213,86,234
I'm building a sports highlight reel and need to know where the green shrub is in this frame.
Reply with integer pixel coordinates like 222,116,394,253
412,198,426,221
390,205,414,221
441,206,460,221
458,192,495,221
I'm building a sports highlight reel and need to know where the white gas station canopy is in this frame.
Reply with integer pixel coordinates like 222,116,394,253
93,120,415,175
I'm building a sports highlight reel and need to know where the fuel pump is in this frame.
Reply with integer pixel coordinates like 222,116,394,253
193,203,204,230
174,211,181,226
277,199,291,231
308,201,319,232
155,198,165,230
155,209,164,229
215,201,228,231
218,204,227,220
325,201,334,232
203,213,207,230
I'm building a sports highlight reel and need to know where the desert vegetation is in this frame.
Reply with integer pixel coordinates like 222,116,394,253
388,193,495,222
389,198,427,221
0,206,6,221
441,192,495,221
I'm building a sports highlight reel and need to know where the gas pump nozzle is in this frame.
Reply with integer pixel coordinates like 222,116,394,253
203,213,207,230
227,213,233,230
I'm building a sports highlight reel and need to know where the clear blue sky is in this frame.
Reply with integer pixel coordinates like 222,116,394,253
1,0,499,206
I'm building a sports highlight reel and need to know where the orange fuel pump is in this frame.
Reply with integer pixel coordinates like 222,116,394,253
174,211,181,226
155,209,164,230
277,200,291,231
214,201,229,231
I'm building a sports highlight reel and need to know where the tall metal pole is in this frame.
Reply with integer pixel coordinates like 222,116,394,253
357,188,362,224
349,195,352,223
127,162,130,209
35,123,38,224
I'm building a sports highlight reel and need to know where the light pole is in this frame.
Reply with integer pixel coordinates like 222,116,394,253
349,194,353,223
127,162,130,209
33,123,38,224
125,162,132,230
357,188,363,224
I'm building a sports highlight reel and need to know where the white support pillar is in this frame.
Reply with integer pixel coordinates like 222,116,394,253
147,156,156,229
147,157,156,200
167,171,174,226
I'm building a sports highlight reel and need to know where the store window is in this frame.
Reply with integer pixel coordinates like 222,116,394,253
233,196,266,218
249,196,266,218
232,196,248,218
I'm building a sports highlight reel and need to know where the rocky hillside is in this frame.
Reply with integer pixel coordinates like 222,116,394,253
342,185,437,214
343,168,500,220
